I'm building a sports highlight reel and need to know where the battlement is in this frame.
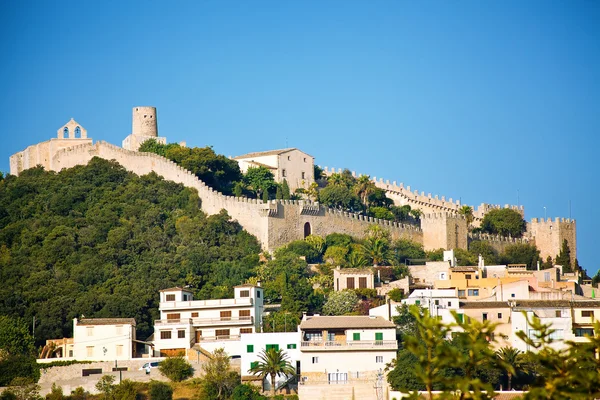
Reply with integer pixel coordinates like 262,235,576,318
530,217,576,224
421,212,465,221
468,232,527,244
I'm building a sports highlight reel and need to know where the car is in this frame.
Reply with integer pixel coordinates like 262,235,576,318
139,361,161,370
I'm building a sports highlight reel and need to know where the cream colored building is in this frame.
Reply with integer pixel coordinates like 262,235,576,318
73,318,136,361
153,285,264,357
122,106,166,151
233,148,314,190
333,267,374,291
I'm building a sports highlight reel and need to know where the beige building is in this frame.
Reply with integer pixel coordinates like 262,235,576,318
233,148,314,191
153,285,264,357
333,267,374,291
122,106,166,151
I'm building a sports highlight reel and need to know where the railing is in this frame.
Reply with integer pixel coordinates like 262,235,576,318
155,316,254,326
160,298,253,309
300,340,398,350
198,335,241,342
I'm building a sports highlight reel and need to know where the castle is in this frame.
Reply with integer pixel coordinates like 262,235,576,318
9,107,577,264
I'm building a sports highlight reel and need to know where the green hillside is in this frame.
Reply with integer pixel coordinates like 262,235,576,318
0,158,261,344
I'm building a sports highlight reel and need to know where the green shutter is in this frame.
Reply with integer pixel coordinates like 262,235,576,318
287,344,296,349
266,344,279,351
247,345,254,353
250,361,258,369
375,332,383,341
415,300,420,305
353,332,360,341
457,314,464,323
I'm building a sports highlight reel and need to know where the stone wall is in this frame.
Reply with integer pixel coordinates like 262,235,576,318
420,213,468,251
528,218,577,265
468,233,528,255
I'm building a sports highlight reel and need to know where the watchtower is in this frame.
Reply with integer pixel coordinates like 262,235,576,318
122,106,165,151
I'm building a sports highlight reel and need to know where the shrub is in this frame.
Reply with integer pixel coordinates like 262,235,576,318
230,384,265,400
0,355,41,386
387,288,404,302
39,360,92,370
149,381,172,400
45,383,64,400
69,387,87,400
159,357,194,382
112,380,138,400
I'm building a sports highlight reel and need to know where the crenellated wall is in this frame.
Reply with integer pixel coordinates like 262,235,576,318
420,212,468,251
527,218,577,266
468,233,528,254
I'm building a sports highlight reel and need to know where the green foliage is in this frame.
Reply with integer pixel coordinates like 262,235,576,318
360,237,391,266
39,360,92,369
387,288,404,302
390,205,412,222
159,357,194,382
313,165,324,181
318,184,361,210
325,233,353,248
392,239,425,265
426,248,444,261
458,205,475,226
95,375,115,400
500,243,541,270
248,348,296,397
454,248,478,266
468,241,499,265
496,347,527,391
149,381,173,400
323,290,359,315
231,383,266,400
0,316,35,357
283,240,320,263
368,206,394,221
244,166,276,198
304,235,326,258
0,158,260,344
323,246,349,266
112,379,138,400
45,384,63,400
3,378,41,400
0,355,40,386
281,179,291,200
262,311,301,333
139,139,243,194
201,348,239,400
69,387,87,400
386,349,424,391
481,208,526,237
354,288,378,300
275,185,283,200
555,239,573,272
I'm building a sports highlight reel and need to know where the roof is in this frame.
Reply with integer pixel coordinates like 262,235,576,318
335,268,374,275
235,283,261,289
243,160,277,169
78,318,136,326
300,316,395,330
451,267,479,272
233,147,314,159
160,286,192,292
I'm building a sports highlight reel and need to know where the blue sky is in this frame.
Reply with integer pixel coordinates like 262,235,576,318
1,1,598,274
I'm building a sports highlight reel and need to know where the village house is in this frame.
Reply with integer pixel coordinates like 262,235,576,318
333,267,375,291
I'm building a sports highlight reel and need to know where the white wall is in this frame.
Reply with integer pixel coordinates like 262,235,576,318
300,349,395,375
240,332,300,381
73,321,134,361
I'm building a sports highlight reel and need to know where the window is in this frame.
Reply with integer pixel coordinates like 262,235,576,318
497,313,502,319
575,328,594,337
458,290,466,297
549,329,564,340
582,310,594,318
247,345,254,353
116,345,123,356
215,329,230,338
116,326,123,335
301,172,305,179
239,310,251,319
555,310,561,318
304,157,307,162
220,311,232,321
86,327,94,336
63,127,69,137
375,332,383,341
359,277,367,288
346,277,355,289
166,294,175,301
305,332,322,341
161,331,172,339
448,301,452,307
68,350,73,357
183,294,190,301
287,156,290,160
86,346,93,357
240,328,253,334
467,289,479,296
544,272,551,281
415,300,420,305
74,126,81,137
465,274,472,280
435,300,439,306
178,330,185,339
353,332,360,341
511,293,515,298
312,357,319,364
240,290,250,298
482,313,488,321
282,169,287,177
167,313,180,320
266,344,279,351
327,332,335,341
257,291,261,298
287,344,297,349
192,312,199,318
251,361,258,369
376,356,383,363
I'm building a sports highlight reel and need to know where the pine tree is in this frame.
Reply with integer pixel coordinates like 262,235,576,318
555,239,572,273
276,185,283,200
282,179,291,200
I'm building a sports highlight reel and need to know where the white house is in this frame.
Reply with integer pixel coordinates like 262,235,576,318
240,332,301,391
73,318,136,361
298,315,397,386
333,267,375,291
233,148,314,191
152,284,264,357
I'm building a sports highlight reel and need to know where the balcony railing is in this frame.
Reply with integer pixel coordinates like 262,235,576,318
300,340,398,350
198,334,241,342
155,316,254,326
160,297,253,310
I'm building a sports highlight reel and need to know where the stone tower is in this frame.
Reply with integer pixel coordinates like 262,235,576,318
122,106,166,151
421,213,468,251
528,218,577,266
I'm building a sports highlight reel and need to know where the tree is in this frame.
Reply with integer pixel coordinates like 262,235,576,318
500,243,541,270
95,375,115,400
231,384,266,400
319,184,361,210
158,357,193,382
202,348,237,400
149,381,173,400
392,239,425,265
496,347,526,391
0,317,38,386
368,207,394,221
248,348,296,397
354,175,377,209
262,311,301,333
481,208,526,237
386,349,424,391
244,166,276,198
468,241,499,265
323,290,359,315
281,179,290,200
555,239,572,272
458,205,475,227
323,245,349,266
360,237,391,266
313,165,324,181
387,288,404,302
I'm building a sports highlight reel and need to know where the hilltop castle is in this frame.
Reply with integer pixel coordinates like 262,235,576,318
9,107,576,264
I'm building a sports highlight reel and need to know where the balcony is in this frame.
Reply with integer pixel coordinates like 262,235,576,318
198,334,241,342
300,340,398,351
155,316,254,327
160,297,253,311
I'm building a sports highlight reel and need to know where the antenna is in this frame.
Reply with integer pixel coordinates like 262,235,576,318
569,200,571,219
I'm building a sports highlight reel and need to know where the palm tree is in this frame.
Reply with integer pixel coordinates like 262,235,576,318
360,237,391,267
347,252,369,268
328,173,345,186
496,346,526,391
249,348,296,397
458,205,474,227
354,175,377,209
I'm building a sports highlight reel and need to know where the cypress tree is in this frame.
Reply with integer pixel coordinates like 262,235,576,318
555,239,572,272
282,179,291,200
276,185,283,200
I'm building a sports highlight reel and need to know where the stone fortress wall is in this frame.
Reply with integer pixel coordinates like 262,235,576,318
8,107,576,260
